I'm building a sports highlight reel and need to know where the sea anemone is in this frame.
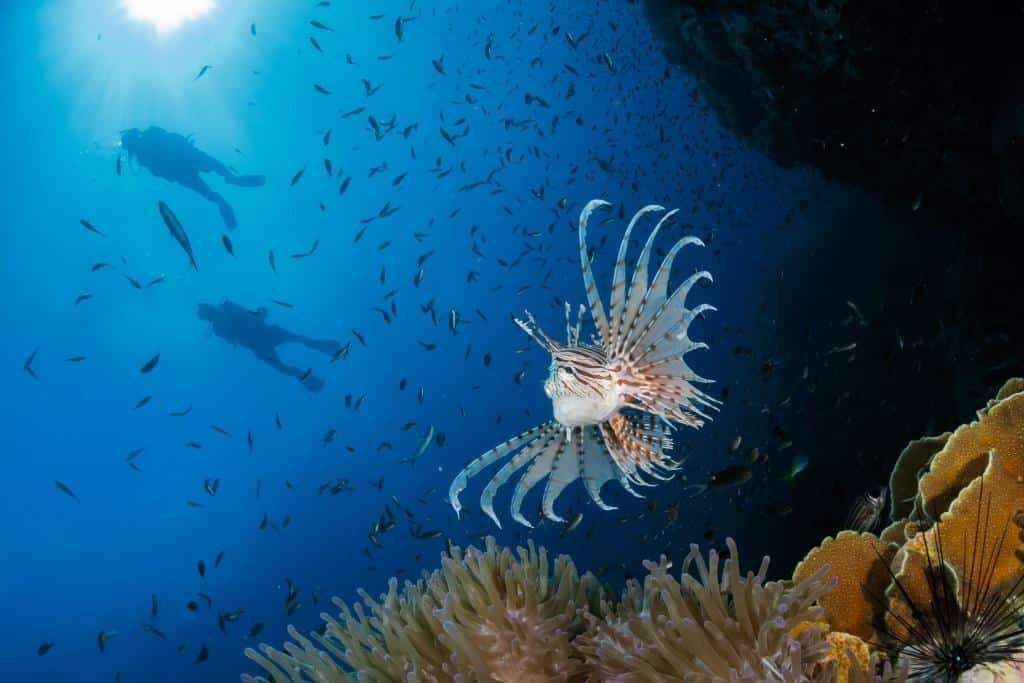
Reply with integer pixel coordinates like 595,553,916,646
574,537,836,681
241,536,604,682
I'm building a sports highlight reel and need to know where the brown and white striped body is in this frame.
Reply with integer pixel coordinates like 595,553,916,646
449,200,718,528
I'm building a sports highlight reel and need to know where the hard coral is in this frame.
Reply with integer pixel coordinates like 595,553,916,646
792,531,894,642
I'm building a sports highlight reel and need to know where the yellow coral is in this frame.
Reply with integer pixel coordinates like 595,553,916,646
887,433,950,521
917,389,1024,519
792,531,894,641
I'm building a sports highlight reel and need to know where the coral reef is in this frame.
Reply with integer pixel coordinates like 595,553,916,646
796,378,1024,680
641,0,1024,226
244,379,1024,682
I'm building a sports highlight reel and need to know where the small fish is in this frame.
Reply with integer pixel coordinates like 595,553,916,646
79,219,106,236
196,643,209,663
846,486,887,532
54,480,79,502
23,346,39,379
97,630,117,653
309,20,333,31
74,293,93,306
268,250,277,273
309,36,323,53
37,641,55,656
314,83,331,95
139,353,160,374
686,465,752,496
290,167,305,186
194,65,212,80
141,624,166,640
135,395,152,409
157,201,198,271
150,593,158,617
560,511,583,537
785,454,810,481
247,623,264,638
169,405,192,417
197,560,205,578
221,234,234,256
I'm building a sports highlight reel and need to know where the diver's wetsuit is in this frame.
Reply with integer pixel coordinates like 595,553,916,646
198,301,339,392
121,126,264,229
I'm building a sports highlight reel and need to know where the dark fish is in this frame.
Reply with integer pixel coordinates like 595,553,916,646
37,641,55,656
687,466,753,496
291,239,319,259
290,167,305,186
169,405,192,417
340,106,365,118
221,234,234,256
314,83,331,95
272,299,293,309
150,593,158,617
338,176,351,195
135,395,151,409
97,630,116,653
141,624,165,640
139,353,160,374
125,448,144,462
157,201,197,271
247,623,264,638
214,550,224,567
74,293,93,306
309,36,322,53
65,355,87,363
54,480,79,502
124,275,142,289
247,430,253,453
23,347,39,380
197,559,205,578
193,65,212,80
268,250,277,273
79,219,105,236
309,20,333,31
196,643,208,663
250,23,255,35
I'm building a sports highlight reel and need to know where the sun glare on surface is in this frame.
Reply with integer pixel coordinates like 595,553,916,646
122,0,214,32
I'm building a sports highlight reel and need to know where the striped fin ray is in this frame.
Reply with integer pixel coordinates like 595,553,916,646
448,421,556,518
480,425,561,528
509,429,566,527
540,435,578,522
613,209,679,357
580,426,619,510
578,199,612,346
599,422,647,496
607,205,664,350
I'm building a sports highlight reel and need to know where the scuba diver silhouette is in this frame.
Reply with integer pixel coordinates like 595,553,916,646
120,126,264,230
197,301,340,393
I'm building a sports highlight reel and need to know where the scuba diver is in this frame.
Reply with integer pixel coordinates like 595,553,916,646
120,126,264,230
197,300,341,393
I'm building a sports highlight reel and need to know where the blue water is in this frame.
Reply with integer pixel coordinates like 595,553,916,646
0,1,905,680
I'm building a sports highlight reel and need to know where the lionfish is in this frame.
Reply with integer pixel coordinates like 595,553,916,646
449,199,718,528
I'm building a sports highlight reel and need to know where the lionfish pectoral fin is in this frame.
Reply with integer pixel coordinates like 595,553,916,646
448,422,555,518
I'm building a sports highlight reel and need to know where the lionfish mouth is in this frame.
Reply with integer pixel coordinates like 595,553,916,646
449,199,718,528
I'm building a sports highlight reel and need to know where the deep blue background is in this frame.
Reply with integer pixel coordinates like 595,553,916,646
0,1,934,680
